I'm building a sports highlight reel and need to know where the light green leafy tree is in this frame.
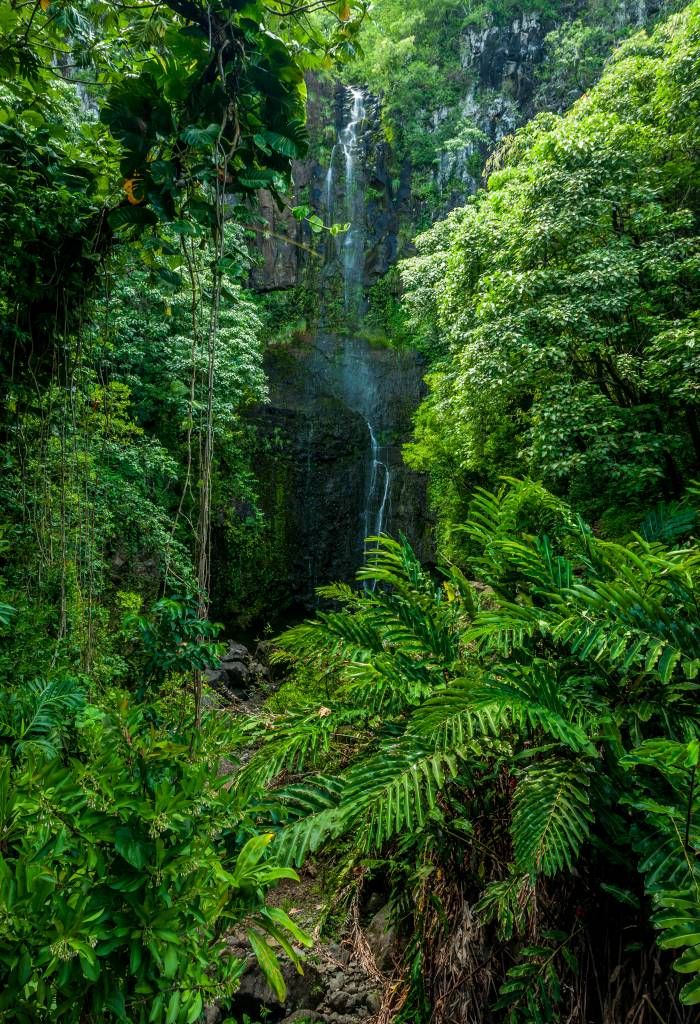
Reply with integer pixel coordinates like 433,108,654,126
402,3,700,540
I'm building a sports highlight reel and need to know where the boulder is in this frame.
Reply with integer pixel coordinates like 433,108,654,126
364,903,396,972
221,659,250,689
221,641,251,663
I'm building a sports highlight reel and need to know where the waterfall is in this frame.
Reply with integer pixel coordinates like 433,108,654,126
363,421,391,567
339,87,366,317
324,144,337,216
323,86,394,566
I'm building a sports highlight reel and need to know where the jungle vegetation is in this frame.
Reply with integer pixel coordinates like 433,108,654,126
0,0,699,1022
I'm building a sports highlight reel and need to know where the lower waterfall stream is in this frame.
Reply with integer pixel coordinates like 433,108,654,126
364,420,390,546
250,333,430,612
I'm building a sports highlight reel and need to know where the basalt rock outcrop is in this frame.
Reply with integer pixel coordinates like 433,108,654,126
436,0,669,196
205,641,271,702
250,333,431,609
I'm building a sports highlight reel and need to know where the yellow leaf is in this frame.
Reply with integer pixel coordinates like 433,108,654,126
123,177,144,205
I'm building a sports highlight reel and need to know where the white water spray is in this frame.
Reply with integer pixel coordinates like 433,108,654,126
339,87,366,316
324,143,337,215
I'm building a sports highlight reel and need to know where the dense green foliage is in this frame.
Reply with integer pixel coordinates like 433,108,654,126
346,0,467,170
1,693,308,1023
232,6,700,1022
0,0,366,1020
2,0,700,1021
251,480,700,1018
0,588,313,1022
346,0,674,200
403,2,700,547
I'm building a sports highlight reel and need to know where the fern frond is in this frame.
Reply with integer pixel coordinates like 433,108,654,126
475,871,535,940
641,500,697,544
357,534,436,601
512,759,593,875
409,676,502,749
622,738,699,894
236,706,365,796
465,597,548,655
273,614,385,674
314,581,361,604
13,677,85,758
344,661,432,716
342,742,460,851
493,929,573,1022
371,591,459,664
653,889,700,1005
271,776,347,866
411,668,596,755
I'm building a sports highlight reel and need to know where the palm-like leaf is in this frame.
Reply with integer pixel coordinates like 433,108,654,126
512,759,594,875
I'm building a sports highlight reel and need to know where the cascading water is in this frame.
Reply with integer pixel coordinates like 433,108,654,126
324,144,337,217
325,86,395,561
339,87,366,318
363,422,390,543
240,82,431,614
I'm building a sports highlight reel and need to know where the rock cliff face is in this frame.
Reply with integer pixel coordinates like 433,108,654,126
436,0,666,197
251,334,430,609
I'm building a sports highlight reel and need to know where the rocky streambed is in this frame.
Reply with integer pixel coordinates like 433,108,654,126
204,644,400,1024
207,900,398,1024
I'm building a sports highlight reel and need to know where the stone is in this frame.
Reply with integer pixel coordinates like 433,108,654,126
365,990,381,1013
222,659,250,688
221,641,251,662
281,1013,325,1024
204,668,228,687
364,903,397,973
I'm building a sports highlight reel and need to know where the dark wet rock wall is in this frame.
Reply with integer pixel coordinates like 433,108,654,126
249,334,431,608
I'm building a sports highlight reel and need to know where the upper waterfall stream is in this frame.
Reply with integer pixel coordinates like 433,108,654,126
340,87,367,318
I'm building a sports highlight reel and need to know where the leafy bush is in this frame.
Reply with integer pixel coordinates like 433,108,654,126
402,2,700,529
0,693,309,1023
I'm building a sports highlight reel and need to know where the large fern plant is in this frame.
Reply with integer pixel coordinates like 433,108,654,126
244,480,700,1017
